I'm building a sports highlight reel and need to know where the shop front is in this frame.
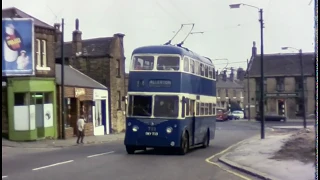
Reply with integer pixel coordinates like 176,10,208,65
93,89,109,135
6,77,57,141
60,87,95,139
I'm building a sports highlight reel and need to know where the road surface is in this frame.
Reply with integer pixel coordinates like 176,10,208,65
2,120,313,180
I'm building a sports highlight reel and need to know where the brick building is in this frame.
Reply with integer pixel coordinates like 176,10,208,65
56,19,126,133
244,42,315,119
55,64,108,138
216,69,245,110
2,7,58,140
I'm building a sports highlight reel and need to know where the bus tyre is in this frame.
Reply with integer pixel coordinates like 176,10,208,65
202,130,210,148
126,146,136,154
178,132,189,155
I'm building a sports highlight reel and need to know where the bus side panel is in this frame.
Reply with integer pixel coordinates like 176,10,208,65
181,73,216,96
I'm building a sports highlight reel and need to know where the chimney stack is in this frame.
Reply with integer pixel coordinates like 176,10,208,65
222,70,227,81
229,68,235,81
72,18,82,56
54,23,61,43
237,68,245,81
252,41,257,57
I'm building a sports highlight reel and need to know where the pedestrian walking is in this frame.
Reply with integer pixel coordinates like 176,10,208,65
77,115,86,144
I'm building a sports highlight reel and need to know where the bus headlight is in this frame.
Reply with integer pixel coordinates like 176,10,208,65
132,126,139,132
166,127,173,134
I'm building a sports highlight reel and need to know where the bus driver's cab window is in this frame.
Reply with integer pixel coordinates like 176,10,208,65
132,56,154,70
157,56,180,71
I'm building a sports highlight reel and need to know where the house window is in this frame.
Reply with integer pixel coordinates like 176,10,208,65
256,78,267,91
35,39,50,70
226,89,229,97
116,59,121,77
295,77,306,90
184,57,189,72
117,91,121,110
233,89,237,97
276,77,285,91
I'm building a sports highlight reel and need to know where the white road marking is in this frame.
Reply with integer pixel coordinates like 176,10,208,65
87,151,115,158
32,160,74,171
2,176,8,179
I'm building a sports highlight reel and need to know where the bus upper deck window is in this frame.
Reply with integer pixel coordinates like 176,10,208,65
157,56,180,71
133,56,154,70
208,67,213,79
204,65,209,77
190,60,195,73
200,64,205,76
183,57,189,72
212,68,216,79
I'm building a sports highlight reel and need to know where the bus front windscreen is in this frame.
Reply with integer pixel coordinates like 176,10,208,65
154,95,179,118
128,95,152,117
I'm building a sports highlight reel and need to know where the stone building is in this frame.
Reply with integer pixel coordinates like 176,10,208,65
55,19,126,133
244,42,315,119
216,68,244,110
2,7,58,140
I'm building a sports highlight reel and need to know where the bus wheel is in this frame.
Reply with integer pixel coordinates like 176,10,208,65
202,130,210,148
126,146,136,154
178,132,189,155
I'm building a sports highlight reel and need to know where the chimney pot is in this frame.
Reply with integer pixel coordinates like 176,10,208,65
252,41,257,57
75,18,79,31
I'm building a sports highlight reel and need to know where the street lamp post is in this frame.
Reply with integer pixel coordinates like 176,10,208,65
229,3,265,139
281,47,306,128
61,18,66,139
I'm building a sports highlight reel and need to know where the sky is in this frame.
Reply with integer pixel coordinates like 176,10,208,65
2,0,316,73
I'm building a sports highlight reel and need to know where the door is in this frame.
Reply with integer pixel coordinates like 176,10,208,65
190,100,196,146
101,100,106,134
33,93,45,138
277,99,285,116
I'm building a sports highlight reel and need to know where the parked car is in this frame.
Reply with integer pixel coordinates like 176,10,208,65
231,110,244,119
217,109,229,121
255,113,287,122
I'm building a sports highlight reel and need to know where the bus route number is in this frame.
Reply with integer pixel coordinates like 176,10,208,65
145,132,159,136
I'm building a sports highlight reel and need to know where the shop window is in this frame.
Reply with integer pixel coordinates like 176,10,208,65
80,101,93,123
14,93,28,106
44,92,53,104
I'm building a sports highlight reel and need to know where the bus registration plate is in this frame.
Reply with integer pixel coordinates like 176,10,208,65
145,132,158,136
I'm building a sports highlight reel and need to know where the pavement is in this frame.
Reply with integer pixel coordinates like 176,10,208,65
2,133,125,148
218,127,316,180
2,120,315,180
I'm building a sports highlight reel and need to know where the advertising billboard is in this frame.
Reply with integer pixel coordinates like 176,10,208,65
2,18,35,76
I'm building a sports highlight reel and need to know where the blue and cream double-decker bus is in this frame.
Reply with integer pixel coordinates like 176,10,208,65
124,45,217,155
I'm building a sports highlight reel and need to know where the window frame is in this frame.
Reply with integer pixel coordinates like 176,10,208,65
35,39,50,71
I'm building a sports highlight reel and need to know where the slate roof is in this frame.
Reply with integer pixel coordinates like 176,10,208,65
55,64,107,90
2,7,54,29
247,52,315,77
216,80,243,89
55,37,114,58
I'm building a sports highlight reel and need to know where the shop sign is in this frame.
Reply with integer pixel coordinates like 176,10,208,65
75,88,85,97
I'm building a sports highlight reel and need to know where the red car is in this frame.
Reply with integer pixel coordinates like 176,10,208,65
216,109,229,121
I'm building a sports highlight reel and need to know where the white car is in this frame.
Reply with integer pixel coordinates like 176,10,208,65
231,110,244,119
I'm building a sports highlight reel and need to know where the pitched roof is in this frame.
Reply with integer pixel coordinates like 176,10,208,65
55,64,107,90
55,37,114,58
216,80,243,89
247,52,315,77
2,7,54,29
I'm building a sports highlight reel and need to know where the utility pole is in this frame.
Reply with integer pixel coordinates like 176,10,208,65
247,59,251,121
61,18,66,139
259,9,265,139
299,49,307,128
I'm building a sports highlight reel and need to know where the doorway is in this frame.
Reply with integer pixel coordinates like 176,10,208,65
277,99,285,116
101,100,106,134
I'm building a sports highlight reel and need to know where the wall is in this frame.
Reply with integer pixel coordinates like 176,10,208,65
7,77,57,141
34,27,56,77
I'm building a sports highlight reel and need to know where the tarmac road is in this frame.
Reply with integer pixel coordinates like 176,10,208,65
3,120,309,180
